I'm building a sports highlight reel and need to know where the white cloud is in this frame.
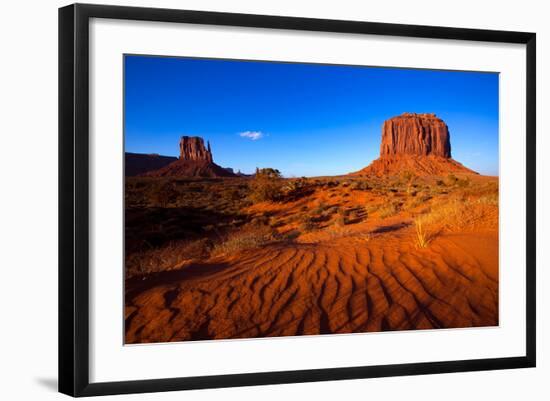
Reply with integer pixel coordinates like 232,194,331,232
239,131,264,141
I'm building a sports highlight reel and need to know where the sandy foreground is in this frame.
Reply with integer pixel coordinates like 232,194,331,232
125,175,498,343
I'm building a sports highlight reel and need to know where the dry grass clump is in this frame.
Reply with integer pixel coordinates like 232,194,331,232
350,180,372,191
411,179,498,247
211,225,280,257
404,192,433,210
325,225,354,240
462,181,499,199
311,201,329,215
126,238,212,278
476,192,498,206
365,203,381,214
445,173,459,186
379,201,401,219
412,191,498,248
414,215,438,248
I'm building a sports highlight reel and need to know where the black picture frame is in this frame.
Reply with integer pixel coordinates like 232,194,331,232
59,3,536,397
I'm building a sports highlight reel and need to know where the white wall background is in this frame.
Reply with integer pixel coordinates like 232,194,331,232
0,0,546,399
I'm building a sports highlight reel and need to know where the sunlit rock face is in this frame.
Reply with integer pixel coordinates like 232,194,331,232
380,113,451,158
179,136,213,162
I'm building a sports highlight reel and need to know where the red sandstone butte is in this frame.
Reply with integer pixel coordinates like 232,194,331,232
179,136,213,162
380,113,451,158
354,113,477,176
144,136,237,178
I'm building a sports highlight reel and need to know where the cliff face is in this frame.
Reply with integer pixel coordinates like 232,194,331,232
380,113,451,158
353,113,476,176
179,136,213,162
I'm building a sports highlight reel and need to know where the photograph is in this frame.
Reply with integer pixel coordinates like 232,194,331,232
123,55,499,344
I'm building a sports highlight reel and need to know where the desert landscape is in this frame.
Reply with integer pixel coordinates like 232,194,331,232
124,112,498,344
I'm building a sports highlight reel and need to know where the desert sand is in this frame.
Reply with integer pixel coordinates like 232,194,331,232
125,175,498,343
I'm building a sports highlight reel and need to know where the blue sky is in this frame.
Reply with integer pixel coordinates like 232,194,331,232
125,55,499,176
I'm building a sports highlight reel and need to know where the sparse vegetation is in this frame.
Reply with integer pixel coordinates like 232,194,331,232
125,172,498,282
445,173,459,186
335,208,347,226
379,201,401,219
414,215,438,248
211,225,280,257
126,238,212,278
300,217,317,232
249,168,284,203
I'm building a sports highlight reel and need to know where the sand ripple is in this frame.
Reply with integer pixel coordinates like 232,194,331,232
125,231,498,343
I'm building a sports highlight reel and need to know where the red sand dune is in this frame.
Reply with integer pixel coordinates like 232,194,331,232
125,227,498,343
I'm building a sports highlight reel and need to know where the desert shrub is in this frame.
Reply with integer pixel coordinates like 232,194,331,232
405,197,423,210
267,216,283,228
211,225,279,256
280,177,314,200
309,201,329,217
334,208,347,226
221,187,243,201
400,170,417,195
300,217,317,232
365,203,381,214
456,177,471,188
282,230,301,241
379,201,401,219
251,214,270,226
126,238,212,278
445,173,459,186
248,168,283,203
350,180,371,191
420,194,433,203
282,178,307,193
150,183,179,207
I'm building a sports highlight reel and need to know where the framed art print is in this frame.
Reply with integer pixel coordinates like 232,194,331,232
59,3,536,397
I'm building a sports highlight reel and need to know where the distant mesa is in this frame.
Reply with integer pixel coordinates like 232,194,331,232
125,153,177,177
354,113,477,176
141,136,237,178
